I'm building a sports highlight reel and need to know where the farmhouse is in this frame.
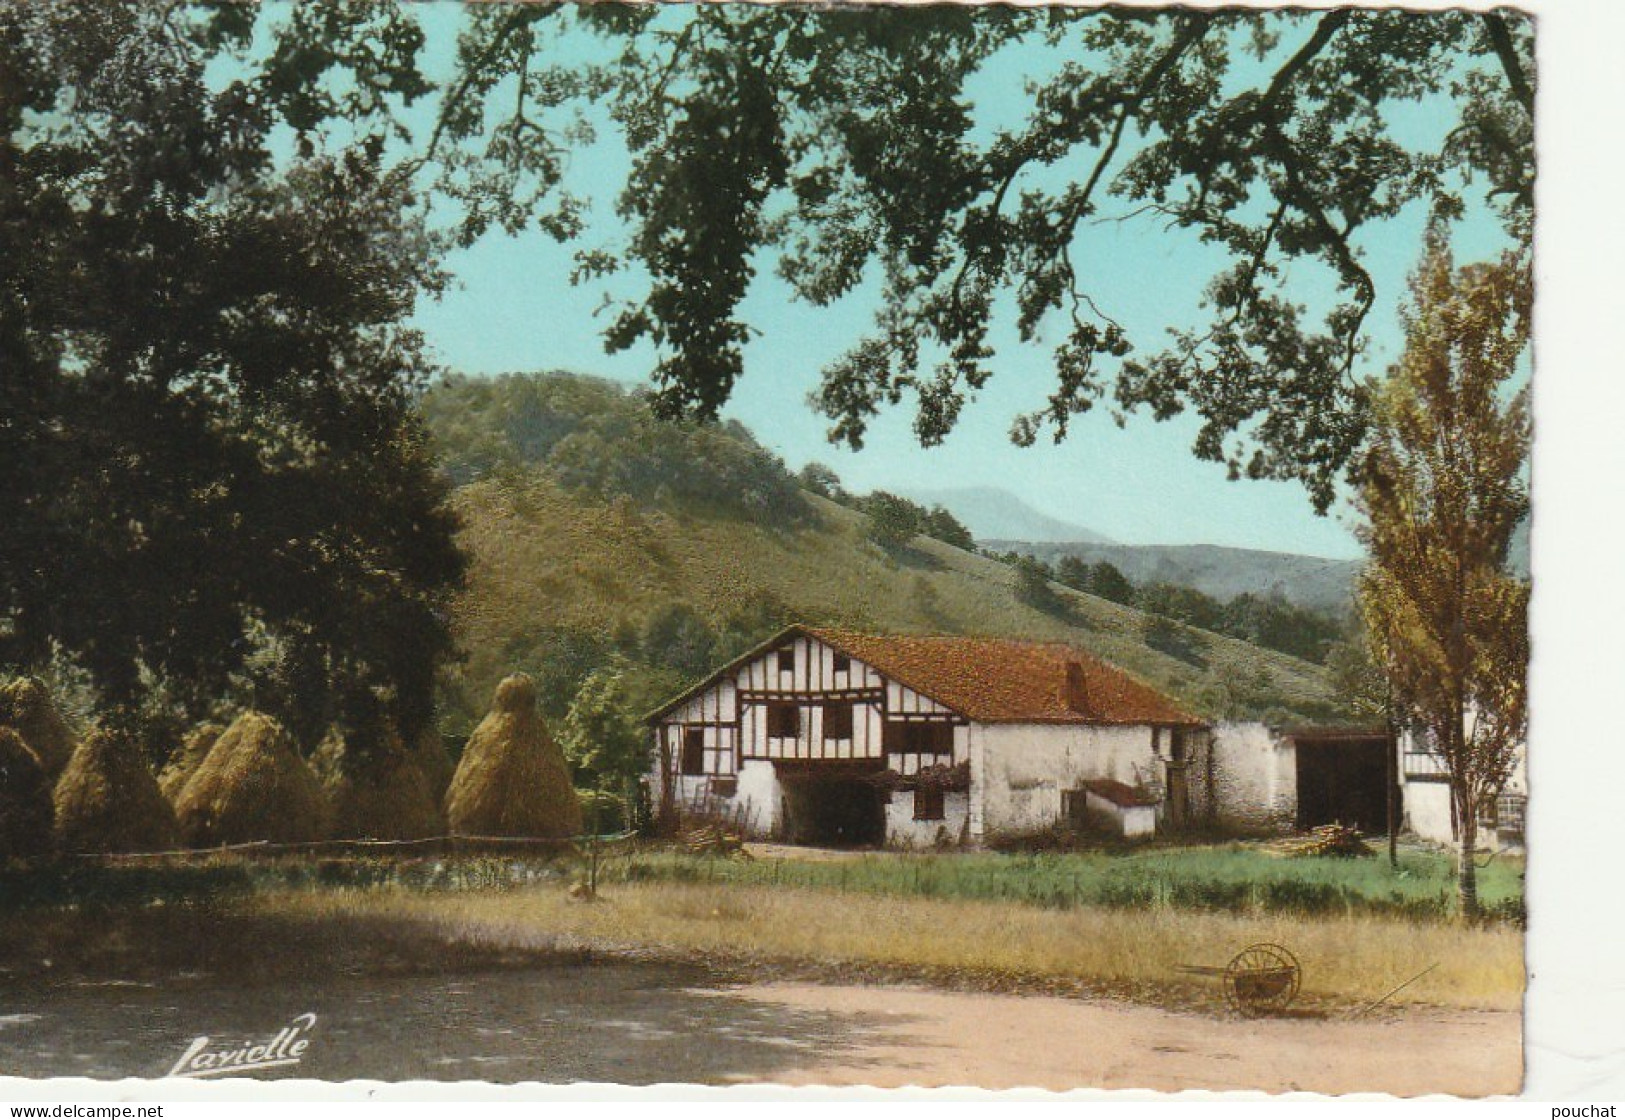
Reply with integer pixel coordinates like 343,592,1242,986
646,624,1211,846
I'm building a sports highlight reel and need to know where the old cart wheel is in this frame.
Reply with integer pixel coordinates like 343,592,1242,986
1223,943,1301,1016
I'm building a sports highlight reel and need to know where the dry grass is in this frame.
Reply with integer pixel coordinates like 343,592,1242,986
53,728,178,854
159,723,223,802
271,880,1523,1012
174,711,329,846
319,724,445,842
0,676,76,778
0,726,53,858
446,674,581,839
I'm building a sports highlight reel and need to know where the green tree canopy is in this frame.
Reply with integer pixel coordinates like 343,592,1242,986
128,4,1531,515
391,5,1533,512
1,4,464,740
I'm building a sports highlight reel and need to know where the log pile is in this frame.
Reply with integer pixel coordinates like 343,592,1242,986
1283,823,1374,858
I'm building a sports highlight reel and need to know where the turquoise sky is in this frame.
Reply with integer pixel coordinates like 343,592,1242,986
395,6,1515,561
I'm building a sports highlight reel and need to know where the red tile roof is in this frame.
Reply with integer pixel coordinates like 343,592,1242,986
805,627,1203,727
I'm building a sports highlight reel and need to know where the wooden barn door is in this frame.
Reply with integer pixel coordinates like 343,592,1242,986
1164,761,1190,829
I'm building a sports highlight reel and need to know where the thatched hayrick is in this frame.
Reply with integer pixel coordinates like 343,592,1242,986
158,723,224,802
446,674,582,839
0,728,53,859
54,728,179,854
319,723,444,841
174,711,329,847
0,676,76,779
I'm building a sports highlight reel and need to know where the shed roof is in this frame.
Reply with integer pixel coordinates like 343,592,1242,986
1079,778,1160,809
648,624,1204,727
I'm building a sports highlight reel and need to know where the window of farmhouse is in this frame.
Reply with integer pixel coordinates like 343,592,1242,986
777,647,795,673
766,702,800,738
883,721,954,755
681,728,705,775
914,786,946,821
823,702,854,740
832,651,851,674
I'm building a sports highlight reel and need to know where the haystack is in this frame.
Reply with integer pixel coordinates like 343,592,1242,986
0,676,76,779
319,723,444,841
446,674,582,839
158,723,224,802
54,728,179,854
407,728,456,802
173,711,330,847
0,728,53,858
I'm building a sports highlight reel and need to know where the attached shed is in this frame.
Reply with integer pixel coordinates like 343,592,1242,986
1071,778,1159,839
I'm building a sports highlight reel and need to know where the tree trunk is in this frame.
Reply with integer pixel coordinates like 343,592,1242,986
1454,782,1480,920
655,731,677,837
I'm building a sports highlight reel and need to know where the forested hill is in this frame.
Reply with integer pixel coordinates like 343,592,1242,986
420,373,1345,736
987,541,1364,613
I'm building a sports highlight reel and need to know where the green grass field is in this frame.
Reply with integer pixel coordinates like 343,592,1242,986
1,841,1521,926
606,843,1523,925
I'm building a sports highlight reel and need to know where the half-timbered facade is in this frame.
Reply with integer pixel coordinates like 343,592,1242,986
647,624,1209,847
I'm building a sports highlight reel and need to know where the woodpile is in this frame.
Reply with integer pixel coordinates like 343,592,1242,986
1281,823,1374,858
681,823,749,858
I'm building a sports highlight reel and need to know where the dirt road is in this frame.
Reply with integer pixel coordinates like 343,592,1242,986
705,982,1521,1096
2,949,1518,1094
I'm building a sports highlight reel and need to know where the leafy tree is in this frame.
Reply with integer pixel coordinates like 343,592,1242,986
921,505,976,552
1,4,464,743
137,6,1529,515
1088,562,1137,607
797,461,846,502
1354,229,1530,919
559,660,648,810
1135,582,1223,633
861,492,923,552
424,372,809,523
1055,555,1091,592
1011,556,1063,614
640,603,718,680
1326,629,1391,723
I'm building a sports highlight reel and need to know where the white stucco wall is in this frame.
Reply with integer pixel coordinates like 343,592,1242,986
1397,721,1527,847
733,760,783,839
885,790,969,848
1209,721,1296,833
1403,778,1454,844
975,724,1158,841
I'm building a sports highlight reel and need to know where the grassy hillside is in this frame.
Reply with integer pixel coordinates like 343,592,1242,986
447,474,1345,731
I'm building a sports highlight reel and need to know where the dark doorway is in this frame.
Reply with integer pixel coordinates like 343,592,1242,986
1293,734,1390,833
779,765,887,847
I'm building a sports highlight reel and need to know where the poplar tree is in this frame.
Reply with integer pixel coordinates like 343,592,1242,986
1355,228,1530,918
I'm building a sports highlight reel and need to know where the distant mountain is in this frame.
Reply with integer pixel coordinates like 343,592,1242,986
899,486,1114,544
986,541,1364,613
